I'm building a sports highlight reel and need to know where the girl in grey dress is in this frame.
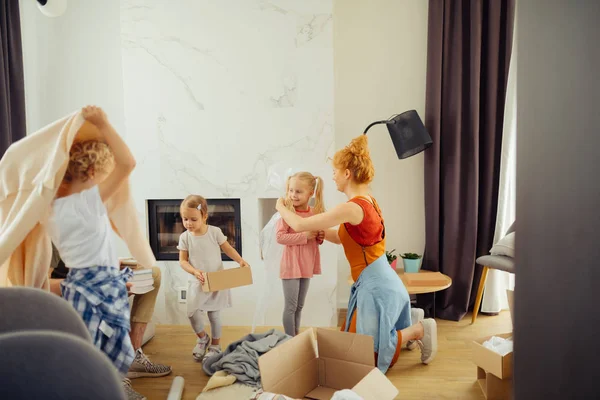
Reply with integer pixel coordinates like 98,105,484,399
178,195,249,362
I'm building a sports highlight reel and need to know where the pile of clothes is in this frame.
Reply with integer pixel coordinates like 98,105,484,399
202,329,290,390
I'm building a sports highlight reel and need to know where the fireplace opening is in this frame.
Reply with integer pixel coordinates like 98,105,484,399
147,199,242,261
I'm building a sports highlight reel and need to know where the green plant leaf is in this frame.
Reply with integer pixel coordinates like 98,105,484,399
401,252,422,260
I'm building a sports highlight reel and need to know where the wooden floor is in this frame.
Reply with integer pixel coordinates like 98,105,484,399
132,311,512,400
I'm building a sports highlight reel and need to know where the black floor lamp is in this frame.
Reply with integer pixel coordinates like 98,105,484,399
363,110,432,159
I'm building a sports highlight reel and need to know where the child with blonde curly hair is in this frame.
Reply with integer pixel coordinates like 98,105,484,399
47,106,138,382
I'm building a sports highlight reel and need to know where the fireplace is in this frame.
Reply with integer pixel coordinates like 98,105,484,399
147,199,242,261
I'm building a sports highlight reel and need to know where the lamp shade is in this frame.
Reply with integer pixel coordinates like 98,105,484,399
386,110,432,159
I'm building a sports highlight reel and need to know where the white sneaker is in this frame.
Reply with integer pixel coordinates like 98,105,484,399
417,318,438,364
193,335,210,361
202,345,222,364
406,308,425,350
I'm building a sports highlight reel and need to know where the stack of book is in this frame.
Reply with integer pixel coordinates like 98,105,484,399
119,257,139,269
121,258,155,295
129,268,154,295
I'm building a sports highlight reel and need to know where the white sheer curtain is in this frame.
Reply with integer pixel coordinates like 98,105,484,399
481,18,517,313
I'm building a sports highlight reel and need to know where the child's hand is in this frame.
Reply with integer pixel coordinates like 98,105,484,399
305,231,317,240
126,281,133,296
194,270,205,283
239,260,250,268
316,230,325,242
276,197,286,212
82,105,108,128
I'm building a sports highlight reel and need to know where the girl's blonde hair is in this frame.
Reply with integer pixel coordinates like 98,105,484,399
332,135,374,184
181,195,209,219
64,140,114,183
285,171,325,214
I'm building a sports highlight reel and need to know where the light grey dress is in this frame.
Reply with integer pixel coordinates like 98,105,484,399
178,226,232,315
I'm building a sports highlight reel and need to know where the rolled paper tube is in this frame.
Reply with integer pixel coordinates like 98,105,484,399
166,376,185,400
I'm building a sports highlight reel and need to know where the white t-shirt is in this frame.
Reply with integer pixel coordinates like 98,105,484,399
47,186,119,269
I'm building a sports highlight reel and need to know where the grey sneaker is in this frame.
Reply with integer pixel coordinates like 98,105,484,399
126,348,172,379
417,318,438,364
193,334,210,361
122,378,146,400
202,345,222,364
406,308,425,350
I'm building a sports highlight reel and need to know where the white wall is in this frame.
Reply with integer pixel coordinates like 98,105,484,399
19,0,126,135
333,0,429,305
119,0,335,327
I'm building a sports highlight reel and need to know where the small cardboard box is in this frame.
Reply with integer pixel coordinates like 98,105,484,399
201,267,253,292
259,328,399,400
472,333,513,399
472,288,514,400
476,366,513,400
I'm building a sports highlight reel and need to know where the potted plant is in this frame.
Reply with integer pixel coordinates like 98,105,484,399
401,252,422,273
386,249,398,269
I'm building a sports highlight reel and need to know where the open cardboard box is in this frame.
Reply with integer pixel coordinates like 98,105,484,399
201,267,253,292
472,332,513,380
259,328,399,400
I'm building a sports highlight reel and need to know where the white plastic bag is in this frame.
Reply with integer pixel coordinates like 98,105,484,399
251,212,284,332
252,164,307,332
266,164,297,192
482,336,513,356
331,389,364,400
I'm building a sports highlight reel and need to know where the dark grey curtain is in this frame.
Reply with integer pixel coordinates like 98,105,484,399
421,0,515,321
1,0,26,158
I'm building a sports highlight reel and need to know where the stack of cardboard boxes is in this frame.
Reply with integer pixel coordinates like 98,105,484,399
472,289,515,400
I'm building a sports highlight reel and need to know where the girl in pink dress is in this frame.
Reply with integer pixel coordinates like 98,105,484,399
276,172,325,336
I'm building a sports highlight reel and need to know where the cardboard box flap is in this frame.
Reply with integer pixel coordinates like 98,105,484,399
352,368,399,400
315,328,374,366
472,332,513,379
259,329,318,397
317,358,374,393
265,358,319,399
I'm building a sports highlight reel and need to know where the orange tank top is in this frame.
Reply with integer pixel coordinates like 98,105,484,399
338,196,386,281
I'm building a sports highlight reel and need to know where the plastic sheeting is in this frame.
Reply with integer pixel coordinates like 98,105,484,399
251,211,284,332
251,163,324,331
251,166,298,332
